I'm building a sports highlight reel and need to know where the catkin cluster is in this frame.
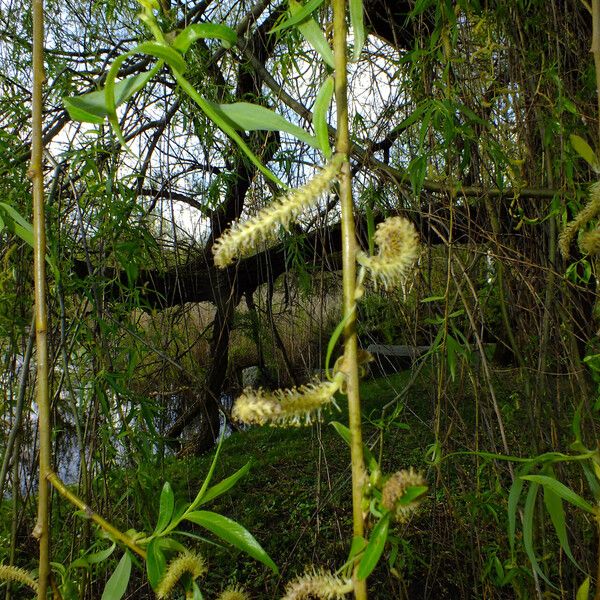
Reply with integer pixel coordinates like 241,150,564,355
381,468,427,523
559,181,600,257
213,155,343,268
357,217,419,290
155,551,206,598
0,564,39,594
232,376,343,427
282,568,353,599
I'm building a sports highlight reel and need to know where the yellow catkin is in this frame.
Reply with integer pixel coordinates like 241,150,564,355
213,155,343,268
216,585,251,600
559,181,600,257
155,551,207,599
580,227,600,255
0,564,39,594
356,217,419,290
232,376,343,427
381,468,427,523
281,568,353,600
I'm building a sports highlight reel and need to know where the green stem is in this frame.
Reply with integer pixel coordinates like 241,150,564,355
47,471,147,559
29,0,51,597
332,1,367,598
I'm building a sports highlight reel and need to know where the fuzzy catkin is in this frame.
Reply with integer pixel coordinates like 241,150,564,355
580,227,600,255
212,155,343,268
232,377,342,427
0,564,39,594
357,217,419,290
281,568,353,600
217,585,250,600
155,552,206,599
559,181,600,257
381,468,426,523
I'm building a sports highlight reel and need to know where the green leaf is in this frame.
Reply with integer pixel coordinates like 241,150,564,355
348,535,368,562
289,0,335,69
146,539,166,590
153,482,175,535
507,468,527,555
522,482,553,587
70,543,116,569
570,134,600,172
542,474,582,571
330,421,379,474
0,202,33,248
397,485,428,505
100,552,131,600
325,312,351,379
135,41,187,73
357,512,390,580
184,510,278,574
211,101,318,148
313,76,334,157
63,68,159,124
172,23,237,53
197,462,251,506
521,475,596,514
576,577,590,600
349,0,365,61
270,0,327,33
187,433,226,513
192,581,204,600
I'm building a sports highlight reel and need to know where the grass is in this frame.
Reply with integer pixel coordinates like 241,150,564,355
2,366,593,599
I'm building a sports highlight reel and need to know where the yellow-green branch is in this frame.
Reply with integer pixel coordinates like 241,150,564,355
47,472,147,560
332,0,367,598
29,0,51,598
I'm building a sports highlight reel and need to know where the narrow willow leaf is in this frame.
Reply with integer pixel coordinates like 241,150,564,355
347,535,368,562
135,41,187,73
313,76,334,157
576,577,590,600
570,134,600,172
192,581,204,600
153,482,175,534
63,68,159,123
100,552,131,600
270,0,327,33
522,482,553,587
197,462,251,506
324,312,351,379
542,478,582,571
330,421,379,473
357,512,391,580
172,23,237,53
71,543,116,569
507,473,524,556
146,539,166,590
521,475,596,514
349,0,365,61
289,0,335,69
184,510,278,573
582,462,600,501
211,101,318,148
0,202,34,248
397,485,428,505
187,433,225,513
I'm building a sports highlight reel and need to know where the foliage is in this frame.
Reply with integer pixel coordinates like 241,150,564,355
1,0,600,598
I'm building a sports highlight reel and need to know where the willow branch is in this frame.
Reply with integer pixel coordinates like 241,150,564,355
29,0,51,597
332,1,367,598
47,472,147,560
